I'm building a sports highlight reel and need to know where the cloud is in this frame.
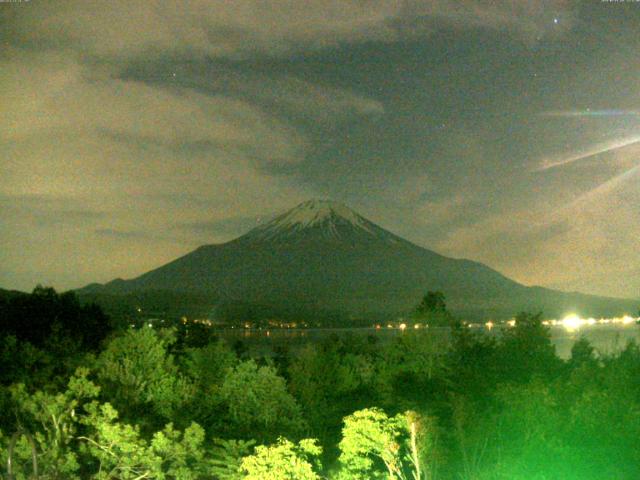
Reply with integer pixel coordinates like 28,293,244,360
178,215,269,238
0,49,318,289
125,64,386,134
435,155,640,298
0,50,314,206
0,194,107,227
204,72,386,128
1,51,307,169
94,229,153,240
0,0,619,296
5,0,576,61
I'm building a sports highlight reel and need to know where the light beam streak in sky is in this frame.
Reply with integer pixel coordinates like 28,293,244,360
540,110,640,118
537,135,640,171
546,162,640,222
572,163,640,203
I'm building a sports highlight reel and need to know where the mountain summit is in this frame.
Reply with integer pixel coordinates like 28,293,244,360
245,199,393,242
79,199,637,321
265,199,368,230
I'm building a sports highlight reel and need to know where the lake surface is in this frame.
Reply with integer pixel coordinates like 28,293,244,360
214,323,640,360
549,323,640,359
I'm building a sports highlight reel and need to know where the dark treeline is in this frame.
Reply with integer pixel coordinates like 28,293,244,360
1,287,640,479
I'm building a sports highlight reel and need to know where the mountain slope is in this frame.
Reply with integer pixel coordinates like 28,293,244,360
78,200,638,321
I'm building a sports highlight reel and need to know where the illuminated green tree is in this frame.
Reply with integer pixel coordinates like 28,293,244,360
239,437,322,480
3,368,99,479
80,401,210,480
337,408,431,480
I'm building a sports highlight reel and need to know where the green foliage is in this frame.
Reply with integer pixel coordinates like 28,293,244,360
239,437,322,480
497,311,561,383
178,340,238,430
183,341,237,389
0,334,53,386
97,328,194,426
569,336,596,368
337,408,428,480
80,402,157,479
414,291,454,327
288,336,384,455
0,287,109,391
5,368,100,479
0,286,110,351
2,365,218,479
3,300,640,480
417,292,447,315
448,326,499,403
454,343,640,480
210,438,256,480
80,402,210,480
377,332,449,409
219,359,305,441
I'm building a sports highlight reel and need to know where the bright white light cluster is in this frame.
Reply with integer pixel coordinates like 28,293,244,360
547,314,638,332
470,314,639,331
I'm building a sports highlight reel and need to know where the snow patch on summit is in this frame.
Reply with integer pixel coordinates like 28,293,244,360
247,199,382,240
273,200,373,231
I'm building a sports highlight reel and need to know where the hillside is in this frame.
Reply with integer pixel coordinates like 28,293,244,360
78,200,638,322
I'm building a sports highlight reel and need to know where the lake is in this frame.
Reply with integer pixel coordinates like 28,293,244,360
549,323,640,359
213,322,640,360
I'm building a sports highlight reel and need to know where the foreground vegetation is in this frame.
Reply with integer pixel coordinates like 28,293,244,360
1,287,640,479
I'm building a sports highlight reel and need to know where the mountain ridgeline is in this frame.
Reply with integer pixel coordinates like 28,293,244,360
78,200,637,322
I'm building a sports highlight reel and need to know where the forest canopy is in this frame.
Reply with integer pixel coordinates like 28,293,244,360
1,288,639,479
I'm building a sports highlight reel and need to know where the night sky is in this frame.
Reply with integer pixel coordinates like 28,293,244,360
1,1,639,298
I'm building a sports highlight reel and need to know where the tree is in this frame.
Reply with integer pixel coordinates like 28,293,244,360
288,337,383,450
377,332,448,410
0,286,110,351
180,340,237,428
414,292,453,327
497,311,561,383
337,408,430,480
210,438,255,480
569,336,596,368
417,292,447,315
219,360,305,441
80,401,210,480
239,437,322,480
2,365,217,480
3,368,100,479
97,328,194,427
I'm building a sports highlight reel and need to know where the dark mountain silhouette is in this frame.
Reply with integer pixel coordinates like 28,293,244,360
78,200,638,321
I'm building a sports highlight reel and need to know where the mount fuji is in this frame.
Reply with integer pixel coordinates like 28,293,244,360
78,200,637,322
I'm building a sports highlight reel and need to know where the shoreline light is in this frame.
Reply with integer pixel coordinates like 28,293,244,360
562,314,583,331
559,313,638,331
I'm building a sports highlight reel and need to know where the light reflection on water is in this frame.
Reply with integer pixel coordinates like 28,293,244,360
550,323,640,359
214,323,640,360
